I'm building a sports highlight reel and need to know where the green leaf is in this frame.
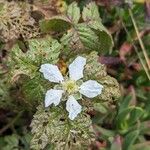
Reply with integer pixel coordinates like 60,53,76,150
95,29,113,53
82,2,113,53
82,2,100,22
94,103,107,114
40,2,80,33
123,130,139,150
67,2,80,24
76,23,100,50
40,16,71,33
116,107,144,132
10,36,61,78
61,23,100,51
20,133,32,150
119,95,132,113
28,37,61,65
21,75,47,106
0,78,15,109
30,105,94,150
1,134,19,150
40,2,113,53
8,37,61,107
116,107,132,131
127,107,144,126
83,52,120,103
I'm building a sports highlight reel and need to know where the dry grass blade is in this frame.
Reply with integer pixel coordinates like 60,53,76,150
129,9,150,71
121,20,150,80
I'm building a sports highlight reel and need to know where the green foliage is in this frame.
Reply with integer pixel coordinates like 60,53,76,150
7,36,61,107
0,134,19,150
82,2,113,53
84,52,120,103
2,0,149,149
0,133,31,150
122,130,139,150
10,36,61,78
40,16,71,32
116,96,144,133
0,79,10,108
29,51,121,149
40,2,113,53
21,75,47,107
116,106,144,132
30,104,94,150
84,52,107,80
94,103,108,114
67,2,80,24
0,76,16,109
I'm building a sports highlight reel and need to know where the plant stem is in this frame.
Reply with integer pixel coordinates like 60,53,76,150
121,20,150,80
129,9,150,71
0,111,23,135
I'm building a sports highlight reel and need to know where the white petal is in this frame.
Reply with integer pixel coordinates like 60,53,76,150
66,96,82,120
79,80,103,98
69,56,86,81
45,89,64,107
40,64,64,83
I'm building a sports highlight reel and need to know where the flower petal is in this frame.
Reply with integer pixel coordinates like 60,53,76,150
66,96,82,120
45,89,64,107
79,80,103,98
69,56,86,81
40,64,64,83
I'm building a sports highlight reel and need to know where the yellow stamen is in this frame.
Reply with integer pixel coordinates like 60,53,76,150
62,80,78,94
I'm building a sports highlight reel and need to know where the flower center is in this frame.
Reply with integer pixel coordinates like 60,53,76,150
62,80,78,94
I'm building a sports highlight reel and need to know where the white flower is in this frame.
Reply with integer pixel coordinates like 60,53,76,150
40,56,103,120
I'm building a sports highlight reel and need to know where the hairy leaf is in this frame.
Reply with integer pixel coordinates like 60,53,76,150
10,36,61,79
61,24,100,51
82,2,100,21
40,2,113,53
40,16,71,32
82,2,113,53
67,2,80,24
84,52,120,103
30,105,94,150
